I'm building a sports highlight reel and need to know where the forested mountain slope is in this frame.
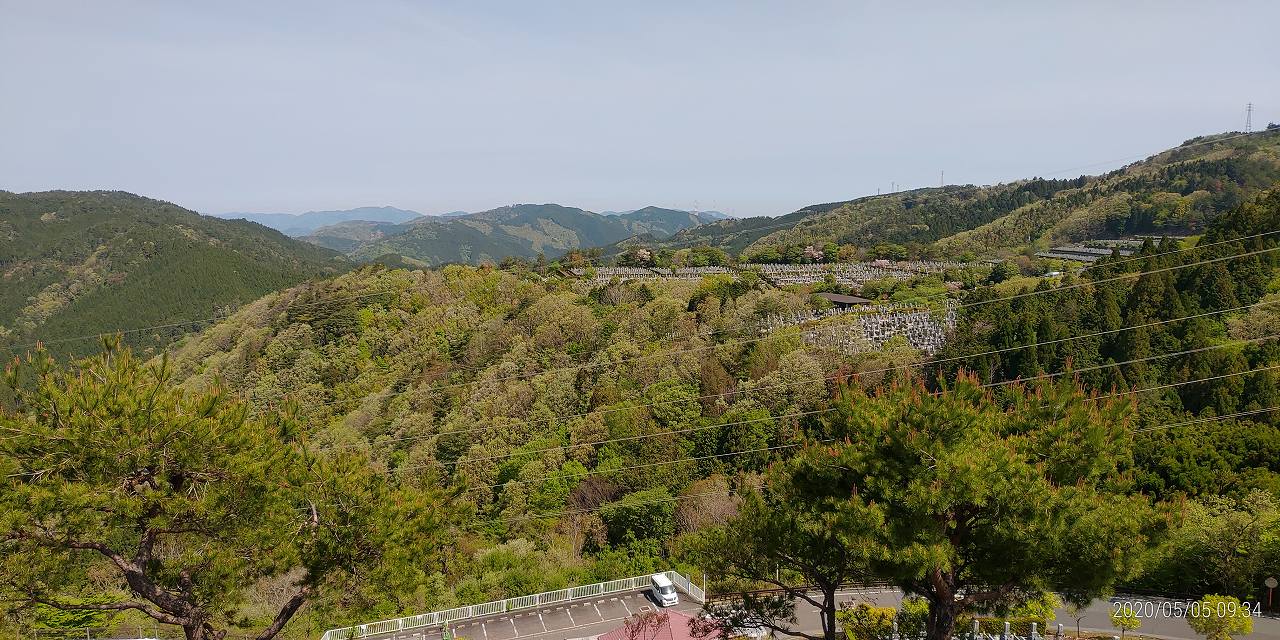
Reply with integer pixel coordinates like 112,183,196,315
935,129,1280,255
644,130,1280,260
336,203,717,265
0,190,348,356
152,191,1280,625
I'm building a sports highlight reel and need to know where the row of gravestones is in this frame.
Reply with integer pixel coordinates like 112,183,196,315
666,266,734,277
568,262,960,287
567,267,668,285
749,261,962,287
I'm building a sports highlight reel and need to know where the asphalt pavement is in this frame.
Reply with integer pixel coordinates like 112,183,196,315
354,587,1280,640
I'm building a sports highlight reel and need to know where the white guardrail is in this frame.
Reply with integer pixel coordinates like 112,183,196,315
320,571,704,640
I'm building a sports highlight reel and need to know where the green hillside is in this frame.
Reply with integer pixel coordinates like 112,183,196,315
936,130,1280,255
141,190,1280,633
0,190,348,356
336,203,713,265
639,130,1280,260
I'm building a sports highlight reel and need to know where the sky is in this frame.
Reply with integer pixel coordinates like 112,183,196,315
2,1,1278,218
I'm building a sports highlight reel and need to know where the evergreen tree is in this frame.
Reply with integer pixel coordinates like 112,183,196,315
0,343,446,640
733,377,1164,640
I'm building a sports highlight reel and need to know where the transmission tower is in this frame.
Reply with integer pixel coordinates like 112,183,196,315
1246,103,1253,133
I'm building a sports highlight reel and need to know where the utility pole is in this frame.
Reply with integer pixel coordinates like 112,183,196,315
1246,103,1253,133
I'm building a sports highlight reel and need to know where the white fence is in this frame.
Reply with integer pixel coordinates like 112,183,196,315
319,571,704,640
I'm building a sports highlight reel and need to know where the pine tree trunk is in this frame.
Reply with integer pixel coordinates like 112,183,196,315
926,601,960,640
821,585,840,640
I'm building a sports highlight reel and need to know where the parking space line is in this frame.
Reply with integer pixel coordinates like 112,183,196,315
594,604,602,619
510,618,518,637
566,607,576,626
621,598,632,615
537,613,547,633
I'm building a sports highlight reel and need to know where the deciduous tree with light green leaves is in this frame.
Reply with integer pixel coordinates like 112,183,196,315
838,603,895,640
1109,605,1141,639
0,343,448,640
1187,595,1253,640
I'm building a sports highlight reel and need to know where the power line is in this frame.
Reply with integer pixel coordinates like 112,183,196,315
323,298,1277,452
468,441,815,492
290,245,1279,418
16,223,1271,415
466,404,1280,528
463,361,1280,493
372,230,1274,394
436,408,830,468
482,488,732,526
445,366,1274,483
388,333,1280,472
11,227,1274,392
1135,406,1277,433
1053,228,1279,273
292,366,1280,519
964,245,1278,309
232,230,1280,411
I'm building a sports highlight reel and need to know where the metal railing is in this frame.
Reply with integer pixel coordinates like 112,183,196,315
319,571,703,640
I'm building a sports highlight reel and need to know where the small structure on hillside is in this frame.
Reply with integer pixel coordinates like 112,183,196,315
815,292,873,309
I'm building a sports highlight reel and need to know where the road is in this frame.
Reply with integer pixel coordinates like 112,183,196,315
357,588,1280,640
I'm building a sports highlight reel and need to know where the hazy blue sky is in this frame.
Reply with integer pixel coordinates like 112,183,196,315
2,1,1277,217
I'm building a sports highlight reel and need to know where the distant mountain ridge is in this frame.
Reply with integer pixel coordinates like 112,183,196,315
215,206,423,236
0,190,348,356
601,208,732,219
631,130,1280,259
306,203,721,265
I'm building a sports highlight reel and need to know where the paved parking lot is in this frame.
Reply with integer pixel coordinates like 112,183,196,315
362,588,900,640
364,590,701,640
357,587,1280,640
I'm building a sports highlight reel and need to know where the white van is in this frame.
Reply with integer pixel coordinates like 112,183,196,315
649,573,679,607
